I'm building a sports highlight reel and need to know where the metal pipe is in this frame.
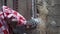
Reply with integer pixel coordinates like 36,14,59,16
32,0,34,17
32,0,37,18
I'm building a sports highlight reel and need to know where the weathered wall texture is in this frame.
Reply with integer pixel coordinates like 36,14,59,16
7,0,13,9
18,0,32,20
46,0,60,34
37,0,48,34
44,0,60,34
37,0,60,34
7,0,32,20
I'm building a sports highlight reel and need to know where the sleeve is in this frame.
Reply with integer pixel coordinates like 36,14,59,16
3,6,27,25
12,11,27,25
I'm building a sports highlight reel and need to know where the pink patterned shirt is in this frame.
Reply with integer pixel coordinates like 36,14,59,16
0,6,26,34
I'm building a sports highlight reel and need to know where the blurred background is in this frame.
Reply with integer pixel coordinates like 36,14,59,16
1,0,60,34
